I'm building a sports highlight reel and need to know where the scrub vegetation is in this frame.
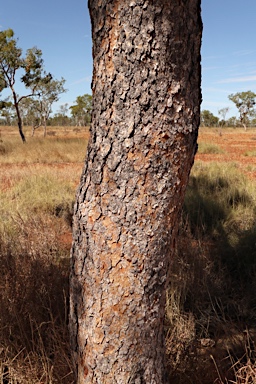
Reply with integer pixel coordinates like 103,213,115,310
0,126,256,383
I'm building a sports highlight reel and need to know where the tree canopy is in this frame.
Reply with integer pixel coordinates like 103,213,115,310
0,28,65,141
30,77,66,136
200,109,219,127
228,91,256,129
69,94,92,126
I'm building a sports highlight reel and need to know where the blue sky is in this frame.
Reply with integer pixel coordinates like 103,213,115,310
1,0,256,119
202,0,256,118
1,0,93,113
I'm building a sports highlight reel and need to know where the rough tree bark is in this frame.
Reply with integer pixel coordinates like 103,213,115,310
70,0,202,383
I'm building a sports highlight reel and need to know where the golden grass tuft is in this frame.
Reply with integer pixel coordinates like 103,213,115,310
244,150,256,157
198,142,225,154
0,136,88,165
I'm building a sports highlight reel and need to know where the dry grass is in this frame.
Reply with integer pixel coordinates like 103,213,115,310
0,126,88,383
1,126,256,383
0,127,89,165
244,150,256,157
0,214,75,383
198,142,225,154
166,161,256,383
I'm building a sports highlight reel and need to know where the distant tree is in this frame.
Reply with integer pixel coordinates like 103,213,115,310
0,29,53,142
218,107,230,126
250,109,256,127
0,99,15,125
218,107,230,135
70,94,92,126
47,115,69,127
226,116,239,127
50,103,71,127
200,109,219,127
228,91,256,130
58,103,69,118
30,77,66,136
18,97,39,126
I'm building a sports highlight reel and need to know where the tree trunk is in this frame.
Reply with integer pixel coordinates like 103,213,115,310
12,91,26,143
43,117,47,137
70,1,202,383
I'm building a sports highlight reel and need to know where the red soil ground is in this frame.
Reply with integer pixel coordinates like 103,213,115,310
196,128,256,179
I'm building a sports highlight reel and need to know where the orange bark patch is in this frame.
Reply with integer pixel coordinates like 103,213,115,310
107,241,122,267
101,216,120,242
94,327,105,344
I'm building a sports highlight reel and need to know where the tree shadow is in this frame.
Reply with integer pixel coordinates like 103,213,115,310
0,224,74,383
167,170,256,383
181,171,256,324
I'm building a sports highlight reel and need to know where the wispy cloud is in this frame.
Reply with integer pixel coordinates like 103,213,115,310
70,76,91,85
202,100,232,107
232,49,255,57
218,75,256,84
202,66,222,71
202,54,226,61
203,87,233,94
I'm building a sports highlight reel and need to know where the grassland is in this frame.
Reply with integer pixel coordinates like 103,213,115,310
0,126,88,383
0,126,256,383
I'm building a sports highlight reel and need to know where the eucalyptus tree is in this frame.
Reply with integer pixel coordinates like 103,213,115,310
200,109,219,127
228,91,256,129
18,97,39,127
218,107,230,135
70,94,92,126
70,1,202,383
218,107,230,125
0,29,53,142
30,77,66,136
0,99,15,125
53,103,70,126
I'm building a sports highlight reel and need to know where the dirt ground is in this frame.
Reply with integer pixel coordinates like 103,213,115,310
196,128,256,179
